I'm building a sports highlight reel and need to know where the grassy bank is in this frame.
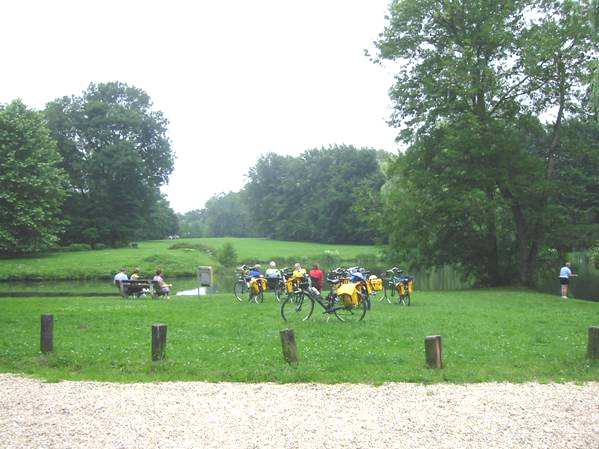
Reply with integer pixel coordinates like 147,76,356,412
0,238,378,281
0,289,597,383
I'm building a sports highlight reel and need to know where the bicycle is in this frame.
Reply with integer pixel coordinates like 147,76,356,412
396,275,414,306
233,265,265,304
281,270,368,322
380,267,400,303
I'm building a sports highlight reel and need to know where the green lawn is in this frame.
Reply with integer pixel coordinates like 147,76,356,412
0,237,377,281
0,289,597,383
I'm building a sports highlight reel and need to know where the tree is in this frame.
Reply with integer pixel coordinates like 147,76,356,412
0,100,66,255
245,145,386,244
137,191,179,240
375,0,597,285
203,191,255,237
45,82,174,246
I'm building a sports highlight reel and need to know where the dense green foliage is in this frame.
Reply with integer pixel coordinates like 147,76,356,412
0,290,596,383
0,101,66,255
45,82,177,247
179,191,256,238
375,0,598,286
179,145,386,244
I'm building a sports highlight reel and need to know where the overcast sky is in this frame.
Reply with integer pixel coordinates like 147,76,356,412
1,0,399,213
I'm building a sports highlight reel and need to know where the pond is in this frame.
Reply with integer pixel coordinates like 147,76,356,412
0,278,216,297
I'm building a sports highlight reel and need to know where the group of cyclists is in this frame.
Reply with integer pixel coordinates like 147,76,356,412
234,261,415,322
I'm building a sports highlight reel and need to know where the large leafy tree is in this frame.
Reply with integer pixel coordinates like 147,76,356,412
0,100,66,255
245,145,385,244
375,0,597,285
45,82,175,246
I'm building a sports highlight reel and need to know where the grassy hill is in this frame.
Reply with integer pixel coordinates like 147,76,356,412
0,238,378,281
0,289,597,383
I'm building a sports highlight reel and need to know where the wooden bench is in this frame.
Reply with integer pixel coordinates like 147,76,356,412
116,280,151,299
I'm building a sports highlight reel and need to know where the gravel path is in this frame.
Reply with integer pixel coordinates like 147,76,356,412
1,374,598,449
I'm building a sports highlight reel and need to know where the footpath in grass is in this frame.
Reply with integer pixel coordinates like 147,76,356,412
0,289,597,384
0,237,377,281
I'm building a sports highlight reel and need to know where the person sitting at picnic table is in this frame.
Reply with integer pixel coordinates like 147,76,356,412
130,267,141,280
309,264,324,292
114,267,128,285
153,269,172,295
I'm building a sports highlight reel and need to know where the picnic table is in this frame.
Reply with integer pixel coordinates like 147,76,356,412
116,280,168,299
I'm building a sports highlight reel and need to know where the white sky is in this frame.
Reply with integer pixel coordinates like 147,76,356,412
1,0,399,213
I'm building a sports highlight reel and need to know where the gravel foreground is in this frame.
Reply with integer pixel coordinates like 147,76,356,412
1,374,598,449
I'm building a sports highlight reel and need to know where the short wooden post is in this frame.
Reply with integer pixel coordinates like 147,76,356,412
588,327,599,359
424,335,443,368
40,314,54,353
151,324,167,361
279,329,298,365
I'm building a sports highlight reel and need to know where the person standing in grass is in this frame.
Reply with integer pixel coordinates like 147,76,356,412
559,262,577,299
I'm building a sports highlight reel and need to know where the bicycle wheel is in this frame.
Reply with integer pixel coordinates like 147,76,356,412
274,283,283,303
234,281,247,302
382,282,393,304
333,299,367,322
248,287,264,304
403,292,411,306
281,292,314,322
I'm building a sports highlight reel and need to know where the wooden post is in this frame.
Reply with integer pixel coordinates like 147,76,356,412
279,329,298,365
424,335,443,368
40,314,53,353
588,326,599,359
151,324,167,361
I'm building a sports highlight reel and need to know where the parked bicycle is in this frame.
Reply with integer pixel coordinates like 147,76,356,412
281,267,370,322
381,267,413,305
233,265,266,304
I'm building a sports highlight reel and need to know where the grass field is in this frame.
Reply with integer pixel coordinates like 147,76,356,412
0,238,378,281
0,289,597,384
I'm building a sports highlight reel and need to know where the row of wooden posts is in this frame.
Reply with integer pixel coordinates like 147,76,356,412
40,314,599,367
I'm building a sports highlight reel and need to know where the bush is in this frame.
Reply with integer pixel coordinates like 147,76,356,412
94,243,107,250
59,243,92,252
216,243,237,268
591,245,599,269
318,250,341,268
130,242,138,248
168,242,213,252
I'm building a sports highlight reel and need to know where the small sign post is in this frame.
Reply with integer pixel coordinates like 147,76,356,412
197,266,213,296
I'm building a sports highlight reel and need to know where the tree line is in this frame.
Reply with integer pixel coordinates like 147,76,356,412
178,145,387,244
0,82,178,255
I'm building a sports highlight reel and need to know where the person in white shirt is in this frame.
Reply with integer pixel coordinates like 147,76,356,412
265,261,281,290
114,268,128,285
559,262,576,299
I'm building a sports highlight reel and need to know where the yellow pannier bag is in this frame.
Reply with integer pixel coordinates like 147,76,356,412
408,279,414,293
336,282,359,306
250,277,267,294
396,282,405,295
370,278,383,291
285,278,294,293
